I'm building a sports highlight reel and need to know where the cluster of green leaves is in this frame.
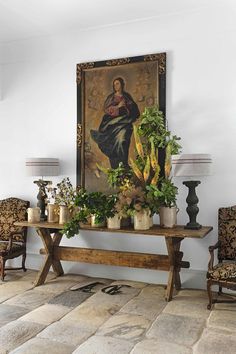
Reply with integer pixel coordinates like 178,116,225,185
86,192,107,222
62,209,89,239
105,194,119,219
62,190,119,238
97,162,132,189
138,105,181,154
146,178,178,209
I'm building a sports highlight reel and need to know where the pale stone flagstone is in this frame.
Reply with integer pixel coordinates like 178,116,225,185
0,271,236,353
61,302,118,331
207,309,236,332
163,296,210,319
177,289,209,298
18,303,70,325
147,313,205,347
37,321,93,347
85,285,141,309
138,284,166,298
131,338,192,354
10,337,75,354
120,295,166,321
193,327,236,354
96,313,151,343
0,320,44,353
4,289,56,309
110,280,147,289
0,304,29,327
31,275,87,294
72,335,134,354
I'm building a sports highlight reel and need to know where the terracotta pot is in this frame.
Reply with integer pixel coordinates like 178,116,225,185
159,206,178,228
133,209,150,230
107,214,121,229
91,215,106,228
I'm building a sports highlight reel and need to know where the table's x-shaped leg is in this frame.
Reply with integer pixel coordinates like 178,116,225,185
165,237,184,301
34,228,64,286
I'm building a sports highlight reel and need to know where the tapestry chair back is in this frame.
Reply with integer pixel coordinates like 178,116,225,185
218,205,236,262
0,198,29,243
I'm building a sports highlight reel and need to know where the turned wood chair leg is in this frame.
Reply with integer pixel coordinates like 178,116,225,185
207,279,213,310
22,252,27,272
0,258,6,281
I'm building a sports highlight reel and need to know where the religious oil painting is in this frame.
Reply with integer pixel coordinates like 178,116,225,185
77,52,166,192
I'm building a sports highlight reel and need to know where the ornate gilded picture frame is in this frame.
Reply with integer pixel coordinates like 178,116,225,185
77,52,166,192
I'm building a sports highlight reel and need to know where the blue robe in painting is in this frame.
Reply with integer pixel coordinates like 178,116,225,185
90,91,140,168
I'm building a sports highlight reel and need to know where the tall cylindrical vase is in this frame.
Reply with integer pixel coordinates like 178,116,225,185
159,206,178,228
59,205,70,224
91,215,106,228
107,214,121,229
47,204,59,223
133,209,150,230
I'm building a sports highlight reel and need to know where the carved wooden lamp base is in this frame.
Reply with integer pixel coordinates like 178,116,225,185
183,180,202,230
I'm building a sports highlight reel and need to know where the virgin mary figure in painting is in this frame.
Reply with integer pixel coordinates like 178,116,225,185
90,77,140,169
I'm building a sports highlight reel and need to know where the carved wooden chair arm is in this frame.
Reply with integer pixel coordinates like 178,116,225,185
6,231,25,252
208,241,220,270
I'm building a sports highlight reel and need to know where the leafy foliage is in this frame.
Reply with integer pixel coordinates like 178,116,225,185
146,178,178,208
61,209,89,239
97,162,132,190
138,106,182,154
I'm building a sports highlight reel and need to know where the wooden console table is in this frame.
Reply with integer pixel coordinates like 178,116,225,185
15,221,212,301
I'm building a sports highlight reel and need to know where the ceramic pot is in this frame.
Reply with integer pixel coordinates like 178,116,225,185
107,214,121,229
91,215,106,228
159,206,178,228
27,207,40,223
47,204,59,223
133,209,150,230
59,205,70,224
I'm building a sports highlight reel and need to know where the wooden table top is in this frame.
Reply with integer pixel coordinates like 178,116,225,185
15,221,213,239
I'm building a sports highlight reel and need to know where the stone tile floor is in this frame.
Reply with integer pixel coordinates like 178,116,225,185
0,270,236,353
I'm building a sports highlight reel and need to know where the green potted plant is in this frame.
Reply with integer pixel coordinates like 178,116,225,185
82,191,107,227
146,178,178,228
115,184,150,230
46,177,77,224
105,194,122,229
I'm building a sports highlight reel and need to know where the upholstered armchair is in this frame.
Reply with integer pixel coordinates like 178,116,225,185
207,205,236,309
0,198,29,281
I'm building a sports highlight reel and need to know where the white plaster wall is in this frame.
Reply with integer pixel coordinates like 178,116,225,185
0,44,2,100
1,3,236,288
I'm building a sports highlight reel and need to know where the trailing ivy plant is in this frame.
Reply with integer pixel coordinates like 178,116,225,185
61,209,89,239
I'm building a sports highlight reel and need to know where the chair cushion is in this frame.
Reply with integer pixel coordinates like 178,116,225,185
208,262,236,280
0,198,29,242
0,241,24,255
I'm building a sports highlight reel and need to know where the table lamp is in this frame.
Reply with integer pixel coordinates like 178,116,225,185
171,154,212,230
26,158,59,221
